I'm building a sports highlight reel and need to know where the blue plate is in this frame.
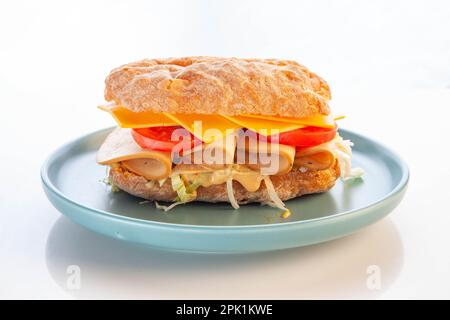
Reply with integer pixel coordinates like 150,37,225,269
41,128,408,253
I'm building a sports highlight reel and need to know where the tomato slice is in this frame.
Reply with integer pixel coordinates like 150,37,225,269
133,124,336,151
131,126,199,152
269,126,337,147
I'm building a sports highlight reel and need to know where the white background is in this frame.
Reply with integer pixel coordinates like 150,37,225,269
0,0,449,299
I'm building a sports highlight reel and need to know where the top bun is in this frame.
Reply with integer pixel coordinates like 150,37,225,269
104,57,331,118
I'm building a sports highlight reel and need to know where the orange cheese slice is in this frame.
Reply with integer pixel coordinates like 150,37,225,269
222,115,305,135
163,113,241,143
98,104,176,128
240,114,344,129
98,104,345,140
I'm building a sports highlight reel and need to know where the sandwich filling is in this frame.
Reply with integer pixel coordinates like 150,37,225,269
97,104,362,210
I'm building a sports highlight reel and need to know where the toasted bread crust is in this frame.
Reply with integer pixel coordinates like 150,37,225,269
104,57,331,118
108,161,340,204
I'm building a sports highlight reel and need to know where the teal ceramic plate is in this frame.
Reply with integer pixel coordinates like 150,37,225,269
41,128,408,253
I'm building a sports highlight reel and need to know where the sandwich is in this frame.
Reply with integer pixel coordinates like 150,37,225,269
96,57,362,211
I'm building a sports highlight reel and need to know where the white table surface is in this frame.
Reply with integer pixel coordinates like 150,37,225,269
1,0,449,299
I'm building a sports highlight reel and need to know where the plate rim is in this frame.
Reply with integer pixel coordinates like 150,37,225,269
41,127,409,230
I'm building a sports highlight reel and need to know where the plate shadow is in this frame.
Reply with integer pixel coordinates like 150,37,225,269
45,216,404,299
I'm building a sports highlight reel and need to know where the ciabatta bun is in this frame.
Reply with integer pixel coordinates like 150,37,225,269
104,57,331,118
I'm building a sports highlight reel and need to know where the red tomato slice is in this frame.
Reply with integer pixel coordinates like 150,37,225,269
269,126,337,148
131,126,199,152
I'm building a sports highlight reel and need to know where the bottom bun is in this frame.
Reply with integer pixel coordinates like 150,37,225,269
109,161,340,204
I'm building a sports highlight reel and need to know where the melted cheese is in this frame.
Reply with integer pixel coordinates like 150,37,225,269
177,165,264,192
98,104,176,128
96,127,172,179
232,171,264,192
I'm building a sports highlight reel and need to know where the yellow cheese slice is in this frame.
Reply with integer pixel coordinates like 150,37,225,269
96,127,172,179
240,114,344,129
163,113,241,143
222,115,305,135
98,104,176,128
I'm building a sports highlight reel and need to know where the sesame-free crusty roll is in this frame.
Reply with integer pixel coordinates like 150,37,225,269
104,57,331,118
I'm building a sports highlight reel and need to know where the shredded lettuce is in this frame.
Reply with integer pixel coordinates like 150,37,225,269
226,178,240,209
263,176,288,211
186,181,201,193
343,167,365,181
153,175,200,212
154,176,199,212
171,174,197,203
154,175,198,212
154,201,185,212
158,178,167,187
110,183,120,193
100,167,120,192
145,178,169,189
334,134,364,181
